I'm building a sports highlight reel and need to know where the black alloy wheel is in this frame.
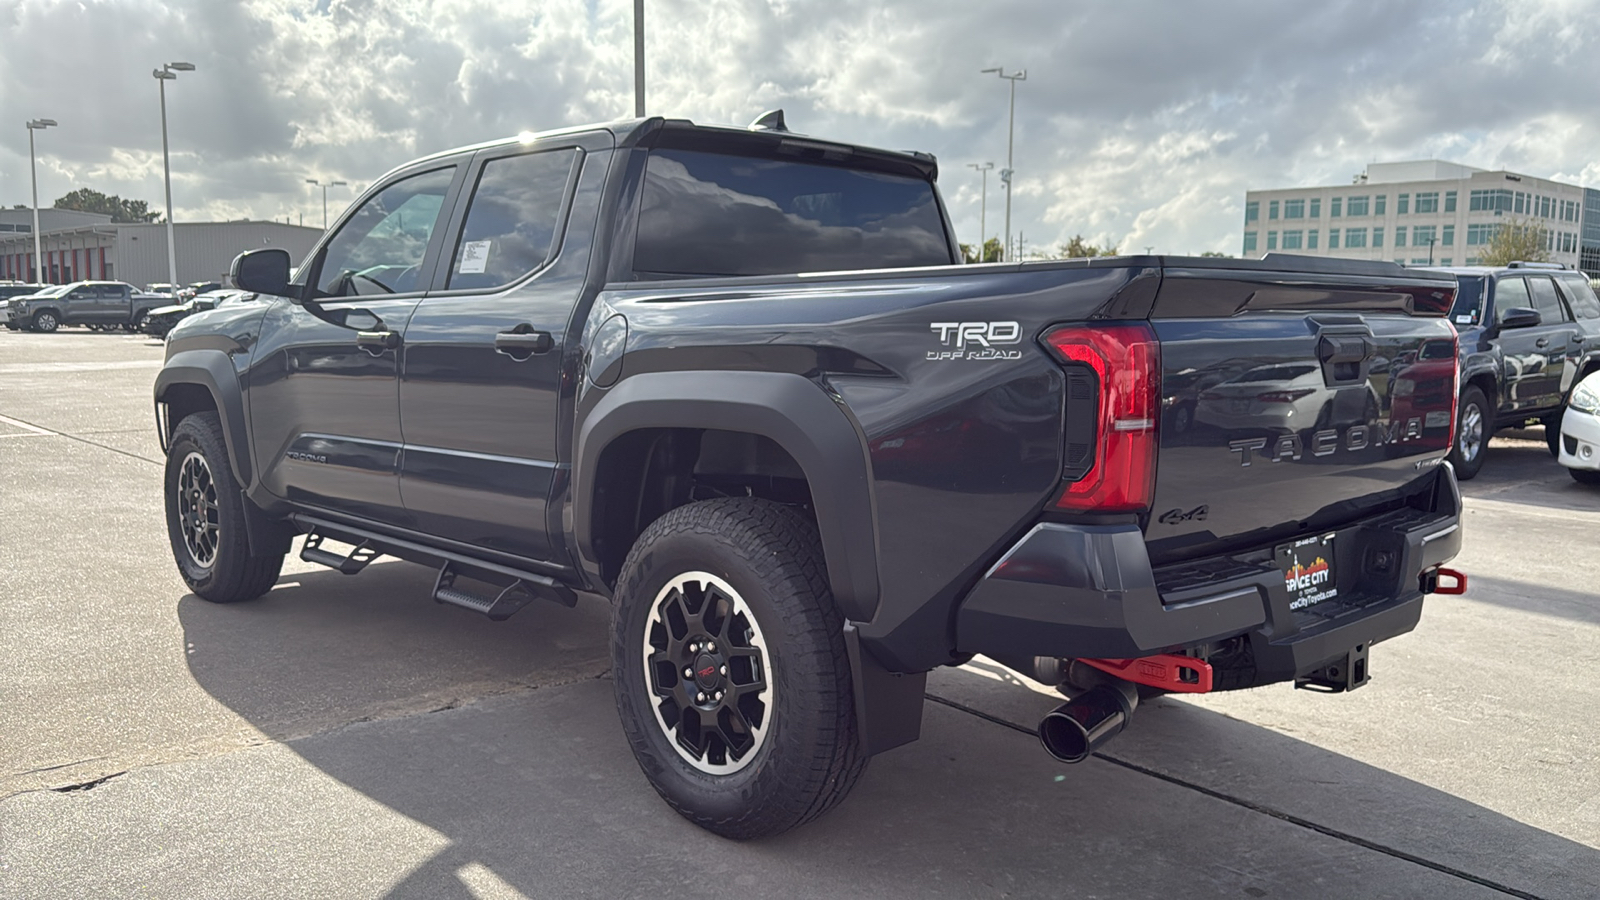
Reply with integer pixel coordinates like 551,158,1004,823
611,498,866,840
163,411,285,602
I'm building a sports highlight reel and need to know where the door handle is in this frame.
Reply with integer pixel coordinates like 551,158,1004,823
1535,337,1550,348
495,327,553,361
356,330,400,356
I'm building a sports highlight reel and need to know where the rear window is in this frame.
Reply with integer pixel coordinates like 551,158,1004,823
1558,274,1600,319
1449,276,1484,325
634,148,952,277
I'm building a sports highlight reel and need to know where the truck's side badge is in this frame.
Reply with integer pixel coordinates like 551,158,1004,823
928,321,1023,360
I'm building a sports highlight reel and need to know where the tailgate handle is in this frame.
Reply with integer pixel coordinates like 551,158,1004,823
1318,334,1371,386
1318,335,1371,364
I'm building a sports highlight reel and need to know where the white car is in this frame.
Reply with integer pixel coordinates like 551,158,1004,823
1558,370,1600,485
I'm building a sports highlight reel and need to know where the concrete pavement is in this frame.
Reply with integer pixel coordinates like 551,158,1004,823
2,327,1596,899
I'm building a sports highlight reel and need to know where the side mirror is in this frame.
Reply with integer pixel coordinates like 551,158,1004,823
1498,306,1542,329
231,248,294,298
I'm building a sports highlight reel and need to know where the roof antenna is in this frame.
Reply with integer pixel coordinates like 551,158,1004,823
748,109,788,132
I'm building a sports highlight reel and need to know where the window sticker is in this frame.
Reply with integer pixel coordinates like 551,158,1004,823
458,240,492,274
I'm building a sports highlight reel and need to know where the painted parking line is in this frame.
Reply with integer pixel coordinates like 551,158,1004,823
0,413,55,436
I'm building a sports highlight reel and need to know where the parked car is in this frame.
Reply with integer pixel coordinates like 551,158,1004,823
1558,369,1600,485
158,115,1464,839
1417,262,1600,478
142,290,257,338
146,283,177,297
0,283,47,328
4,280,169,333
176,281,223,301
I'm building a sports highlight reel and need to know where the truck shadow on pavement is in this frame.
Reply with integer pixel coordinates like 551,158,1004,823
179,564,1599,900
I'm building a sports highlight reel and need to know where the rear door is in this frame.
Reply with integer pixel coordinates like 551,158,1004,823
1494,275,1572,414
1146,263,1457,565
396,133,609,567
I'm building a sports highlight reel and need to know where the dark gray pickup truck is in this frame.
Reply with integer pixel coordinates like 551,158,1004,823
155,115,1466,839
4,280,166,332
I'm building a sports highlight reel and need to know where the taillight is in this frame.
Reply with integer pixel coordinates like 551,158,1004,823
1447,328,1461,447
1042,322,1160,512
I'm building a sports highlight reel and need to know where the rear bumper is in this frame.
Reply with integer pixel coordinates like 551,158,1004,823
955,464,1463,683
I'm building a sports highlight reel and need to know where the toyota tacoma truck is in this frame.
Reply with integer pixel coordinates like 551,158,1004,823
155,114,1466,840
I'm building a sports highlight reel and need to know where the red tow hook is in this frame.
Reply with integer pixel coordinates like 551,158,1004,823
1422,567,1468,595
1079,654,1214,693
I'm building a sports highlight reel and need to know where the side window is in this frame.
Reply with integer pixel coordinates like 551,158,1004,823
1527,276,1570,323
315,166,456,299
1557,275,1600,319
446,149,578,291
1495,277,1531,321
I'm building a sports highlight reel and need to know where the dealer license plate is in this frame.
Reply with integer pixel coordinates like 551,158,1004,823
1277,533,1338,611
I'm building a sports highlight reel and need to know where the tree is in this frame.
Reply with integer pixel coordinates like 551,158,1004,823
1478,217,1549,266
1058,234,1118,258
960,237,1004,263
1199,251,1233,258
53,188,162,223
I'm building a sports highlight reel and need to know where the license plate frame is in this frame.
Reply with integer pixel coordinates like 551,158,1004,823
1278,532,1338,611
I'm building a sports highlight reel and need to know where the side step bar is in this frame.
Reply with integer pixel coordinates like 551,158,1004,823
290,513,577,619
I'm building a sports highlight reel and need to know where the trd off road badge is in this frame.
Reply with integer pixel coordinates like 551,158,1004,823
928,321,1023,360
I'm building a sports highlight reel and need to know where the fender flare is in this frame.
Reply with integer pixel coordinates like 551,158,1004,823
574,370,880,623
154,349,253,488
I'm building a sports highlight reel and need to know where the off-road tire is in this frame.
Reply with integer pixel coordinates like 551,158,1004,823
164,411,284,602
31,310,58,333
611,498,866,840
1449,386,1489,480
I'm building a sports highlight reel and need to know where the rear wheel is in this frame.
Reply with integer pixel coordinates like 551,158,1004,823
164,411,285,602
1449,386,1489,480
611,498,866,840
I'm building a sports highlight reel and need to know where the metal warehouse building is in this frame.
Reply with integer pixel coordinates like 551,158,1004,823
0,215,322,289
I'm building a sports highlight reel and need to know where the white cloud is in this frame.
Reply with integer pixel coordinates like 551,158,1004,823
2,0,1600,256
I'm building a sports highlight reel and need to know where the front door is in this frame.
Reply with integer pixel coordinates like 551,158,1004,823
397,138,607,567
247,163,463,525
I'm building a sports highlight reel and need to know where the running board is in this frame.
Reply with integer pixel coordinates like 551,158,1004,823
300,532,381,575
288,513,578,619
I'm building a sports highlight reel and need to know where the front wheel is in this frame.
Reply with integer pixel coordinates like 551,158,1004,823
164,411,285,602
1450,386,1489,480
611,498,866,840
1545,407,1565,458
1571,467,1600,486
31,310,58,333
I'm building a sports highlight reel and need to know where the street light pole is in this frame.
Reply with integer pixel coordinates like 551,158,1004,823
967,162,993,261
154,61,194,295
633,0,646,117
1429,237,1437,265
304,179,348,229
25,118,56,284
981,67,1026,262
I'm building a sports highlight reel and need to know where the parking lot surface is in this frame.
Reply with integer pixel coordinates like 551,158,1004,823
3,327,1598,899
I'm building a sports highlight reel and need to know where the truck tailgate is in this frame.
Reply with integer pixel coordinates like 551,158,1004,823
1144,261,1458,566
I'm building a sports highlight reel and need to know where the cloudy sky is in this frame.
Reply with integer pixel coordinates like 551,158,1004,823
3,0,1598,257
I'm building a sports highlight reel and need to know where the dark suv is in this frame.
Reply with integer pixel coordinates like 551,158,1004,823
1419,263,1600,478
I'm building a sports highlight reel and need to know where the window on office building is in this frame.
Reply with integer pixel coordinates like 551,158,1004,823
1267,231,1278,250
1284,199,1304,219
1329,228,1340,249
1412,225,1436,247
1395,226,1407,247
1346,196,1369,216
1540,196,1553,218
1411,258,1430,265
1269,200,1279,220
1282,229,1303,249
1345,227,1367,248
1415,192,1438,214
1243,231,1257,252
1442,224,1454,246
1307,229,1319,249
1331,197,1343,217
1373,227,1384,247
1514,192,1527,214
1440,258,1452,266
1466,223,1498,245
1245,201,1259,223
1444,191,1457,213
1309,198,1321,218
1466,256,1480,265
1374,195,1387,216
1397,193,1410,215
